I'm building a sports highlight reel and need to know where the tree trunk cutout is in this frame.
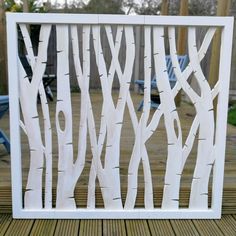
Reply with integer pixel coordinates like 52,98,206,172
188,28,215,209
85,25,135,209
125,26,217,210
18,24,52,209
125,26,153,209
153,26,183,209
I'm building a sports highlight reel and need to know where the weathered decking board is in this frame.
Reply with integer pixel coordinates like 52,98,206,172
30,219,57,236
192,220,224,236
148,220,175,236
54,220,79,236
3,218,34,236
0,214,236,235
214,215,236,235
170,219,200,236
0,92,236,214
0,214,11,236
103,220,126,236
79,220,102,236
126,220,151,236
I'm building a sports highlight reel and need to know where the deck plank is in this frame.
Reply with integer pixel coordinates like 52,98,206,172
193,220,224,236
0,214,236,235
4,219,34,236
54,220,79,236
79,220,102,236
29,219,57,236
214,215,236,236
148,220,175,236
170,220,199,236
126,220,151,236
0,214,12,236
103,220,126,236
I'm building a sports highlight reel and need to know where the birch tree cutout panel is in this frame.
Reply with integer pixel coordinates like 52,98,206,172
6,13,234,219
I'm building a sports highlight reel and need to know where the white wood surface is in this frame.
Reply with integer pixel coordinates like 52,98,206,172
6,13,232,26
7,14,23,217
6,13,234,219
211,18,234,216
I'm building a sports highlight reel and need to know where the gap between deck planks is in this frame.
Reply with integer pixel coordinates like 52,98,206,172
0,214,236,236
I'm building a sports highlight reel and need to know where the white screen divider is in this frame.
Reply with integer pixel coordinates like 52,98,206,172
6,13,234,219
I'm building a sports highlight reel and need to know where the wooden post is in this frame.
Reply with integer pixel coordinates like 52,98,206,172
0,4,8,93
134,26,141,93
161,0,169,15
22,0,29,12
65,0,68,9
208,0,231,88
161,0,169,52
176,0,188,106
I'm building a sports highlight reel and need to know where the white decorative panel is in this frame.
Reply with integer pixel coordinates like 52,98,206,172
6,13,234,219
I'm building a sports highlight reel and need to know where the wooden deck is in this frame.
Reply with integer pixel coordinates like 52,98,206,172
0,214,236,235
0,91,236,214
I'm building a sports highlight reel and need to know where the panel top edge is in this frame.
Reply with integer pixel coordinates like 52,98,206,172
6,13,233,27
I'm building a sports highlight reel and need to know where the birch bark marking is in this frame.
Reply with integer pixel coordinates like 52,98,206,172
153,26,182,210
55,25,75,209
18,24,51,209
125,26,153,209
20,24,53,209
188,28,215,209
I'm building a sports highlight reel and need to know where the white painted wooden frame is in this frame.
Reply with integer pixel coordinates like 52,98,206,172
6,13,234,219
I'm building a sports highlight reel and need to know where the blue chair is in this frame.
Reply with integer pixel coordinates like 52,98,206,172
0,95,10,153
135,55,188,111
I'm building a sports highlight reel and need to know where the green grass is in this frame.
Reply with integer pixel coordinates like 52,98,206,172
228,106,236,126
